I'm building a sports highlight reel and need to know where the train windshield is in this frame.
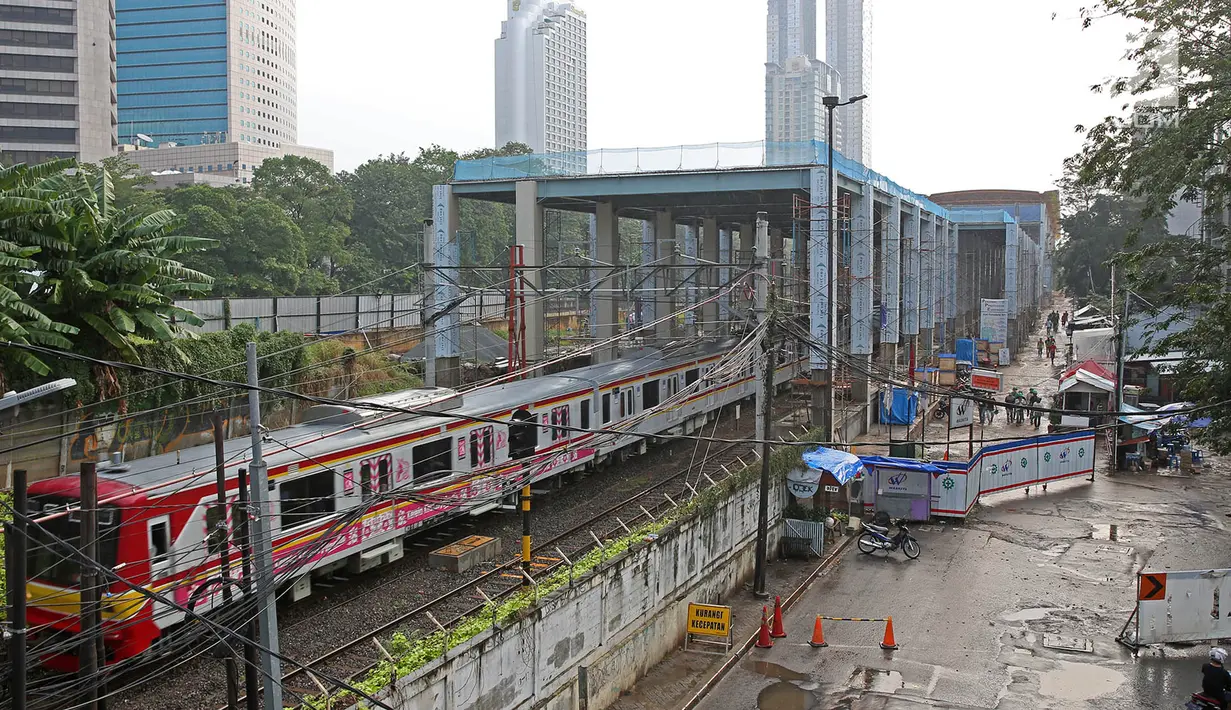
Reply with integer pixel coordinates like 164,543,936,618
27,495,122,587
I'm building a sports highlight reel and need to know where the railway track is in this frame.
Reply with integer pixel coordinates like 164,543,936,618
30,402,806,710
262,435,766,707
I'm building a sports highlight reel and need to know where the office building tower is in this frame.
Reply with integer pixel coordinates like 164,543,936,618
115,0,330,184
0,0,118,165
495,0,587,159
766,0,841,159
825,0,872,165
116,0,297,148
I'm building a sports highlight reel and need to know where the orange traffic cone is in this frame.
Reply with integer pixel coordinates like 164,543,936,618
943,448,950,461
808,615,828,648
756,606,774,648
770,595,787,638
880,616,899,650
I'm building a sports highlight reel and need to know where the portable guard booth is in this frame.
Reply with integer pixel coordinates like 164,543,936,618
793,447,867,512
858,456,945,521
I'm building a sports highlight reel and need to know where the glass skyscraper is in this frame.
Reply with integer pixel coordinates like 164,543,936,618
765,0,842,157
826,0,871,166
116,0,297,148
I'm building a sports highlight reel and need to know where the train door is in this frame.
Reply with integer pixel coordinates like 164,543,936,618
148,515,173,580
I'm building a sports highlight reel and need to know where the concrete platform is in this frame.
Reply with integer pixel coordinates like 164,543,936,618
428,535,502,574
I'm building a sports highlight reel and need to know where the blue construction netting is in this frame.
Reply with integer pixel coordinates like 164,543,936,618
453,140,949,217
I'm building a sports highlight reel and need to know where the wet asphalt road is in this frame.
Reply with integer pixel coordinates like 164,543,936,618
692,304,1231,709
693,467,1231,710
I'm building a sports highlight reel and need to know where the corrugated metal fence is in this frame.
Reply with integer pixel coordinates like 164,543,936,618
174,291,584,335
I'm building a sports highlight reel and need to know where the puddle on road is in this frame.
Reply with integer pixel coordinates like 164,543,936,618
1091,524,1125,541
744,660,811,682
1038,660,1124,700
756,681,819,710
846,667,905,695
1003,607,1061,622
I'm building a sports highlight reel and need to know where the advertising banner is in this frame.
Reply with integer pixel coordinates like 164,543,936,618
980,298,1008,343
949,397,974,429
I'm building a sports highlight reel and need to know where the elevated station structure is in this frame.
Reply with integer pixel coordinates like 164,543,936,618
435,141,1049,441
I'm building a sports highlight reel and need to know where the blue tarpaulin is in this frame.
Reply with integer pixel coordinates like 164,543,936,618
956,339,976,365
801,448,866,486
858,456,945,474
879,388,918,425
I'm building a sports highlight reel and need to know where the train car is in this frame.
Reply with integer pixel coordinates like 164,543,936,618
25,340,803,668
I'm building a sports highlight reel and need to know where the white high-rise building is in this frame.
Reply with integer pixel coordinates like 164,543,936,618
765,0,841,160
825,0,872,166
0,0,118,165
495,1,587,159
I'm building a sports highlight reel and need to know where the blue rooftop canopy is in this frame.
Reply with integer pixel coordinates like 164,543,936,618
801,447,866,486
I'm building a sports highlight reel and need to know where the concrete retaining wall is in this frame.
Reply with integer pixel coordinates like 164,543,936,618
368,475,784,710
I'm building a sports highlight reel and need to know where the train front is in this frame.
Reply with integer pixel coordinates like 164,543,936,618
25,475,159,671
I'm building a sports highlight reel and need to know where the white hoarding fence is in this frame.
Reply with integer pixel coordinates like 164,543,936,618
1124,569,1231,646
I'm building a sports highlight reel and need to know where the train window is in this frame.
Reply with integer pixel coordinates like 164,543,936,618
685,369,700,387
27,496,121,586
643,380,660,408
618,388,626,418
412,438,453,482
602,394,611,424
580,402,590,431
509,408,537,460
360,462,373,500
280,470,336,529
150,520,170,566
205,504,226,555
377,458,390,493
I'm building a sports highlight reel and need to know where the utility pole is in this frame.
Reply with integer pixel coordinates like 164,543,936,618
213,414,240,710
753,213,773,599
7,469,27,710
423,218,436,388
245,343,283,710
78,461,100,710
237,468,260,710
1113,272,1129,471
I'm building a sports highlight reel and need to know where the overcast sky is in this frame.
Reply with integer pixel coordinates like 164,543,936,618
298,0,1136,195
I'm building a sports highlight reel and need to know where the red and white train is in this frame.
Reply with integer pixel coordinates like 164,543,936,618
26,341,803,668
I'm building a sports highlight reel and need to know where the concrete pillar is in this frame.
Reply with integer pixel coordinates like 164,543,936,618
1005,221,1020,352
702,217,720,335
515,180,545,370
683,221,698,330
902,207,921,384
639,220,655,332
429,185,461,387
718,224,732,334
594,202,620,362
654,210,676,342
850,184,874,412
808,168,832,435
882,197,902,377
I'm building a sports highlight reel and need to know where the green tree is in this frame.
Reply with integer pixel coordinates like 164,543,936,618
24,169,213,365
1056,194,1167,299
0,160,78,381
252,155,352,290
164,186,308,296
1069,0,1231,450
80,154,164,213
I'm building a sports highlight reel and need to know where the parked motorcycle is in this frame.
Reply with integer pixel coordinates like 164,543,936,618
857,517,921,559
1186,693,1223,709
934,399,949,420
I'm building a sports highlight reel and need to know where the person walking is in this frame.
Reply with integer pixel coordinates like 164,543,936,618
1038,337,1045,358
1046,335,1057,365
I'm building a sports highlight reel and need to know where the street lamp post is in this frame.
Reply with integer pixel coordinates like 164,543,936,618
820,94,866,441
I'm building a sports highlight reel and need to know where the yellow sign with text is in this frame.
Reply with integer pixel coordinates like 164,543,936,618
687,603,731,637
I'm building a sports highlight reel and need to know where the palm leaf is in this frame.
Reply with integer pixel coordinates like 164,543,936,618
133,309,175,341
108,306,136,334
81,313,139,362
